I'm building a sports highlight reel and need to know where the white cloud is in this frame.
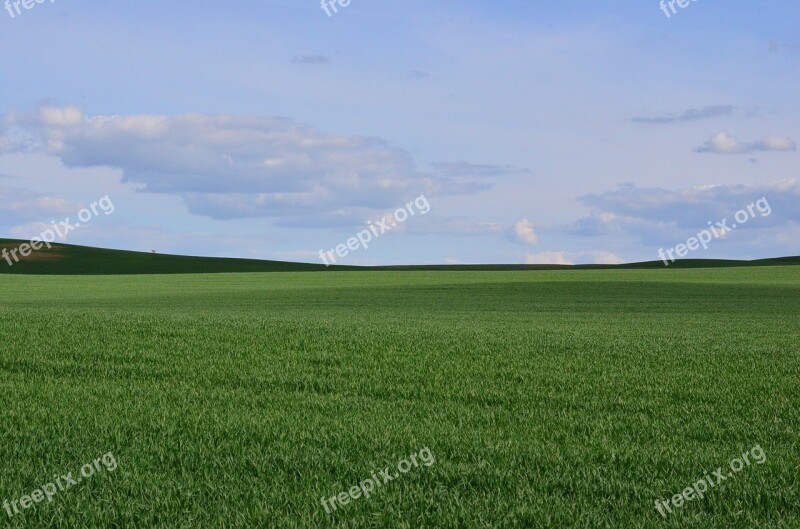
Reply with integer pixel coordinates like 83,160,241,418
572,180,799,250
513,218,539,245
523,250,623,265
525,251,572,265
4,106,505,225
760,134,796,151
579,179,798,230
698,132,797,154
38,106,84,127
585,251,624,264
0,185,78,225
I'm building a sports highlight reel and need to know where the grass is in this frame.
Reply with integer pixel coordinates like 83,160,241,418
0,267,798,528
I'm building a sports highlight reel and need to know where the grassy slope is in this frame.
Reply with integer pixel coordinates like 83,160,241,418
2,238,800,274
0,239,339,274
0,268,798,528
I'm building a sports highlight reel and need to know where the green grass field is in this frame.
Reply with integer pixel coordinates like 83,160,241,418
1,267,799,528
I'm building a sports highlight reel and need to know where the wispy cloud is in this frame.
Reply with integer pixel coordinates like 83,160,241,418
0,185,78,226
404,217,505,236
768,42,800,53
524,250,623,265
291,55,330,65
571,180,800,248
631,105,734,124
431,162,528,178
525,251,572,265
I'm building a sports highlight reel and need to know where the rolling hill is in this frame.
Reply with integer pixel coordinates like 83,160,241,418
1,238,799,274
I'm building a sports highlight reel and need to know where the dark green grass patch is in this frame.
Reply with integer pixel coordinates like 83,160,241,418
2,238,798,275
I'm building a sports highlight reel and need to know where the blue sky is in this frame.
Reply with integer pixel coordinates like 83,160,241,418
1,0,799,265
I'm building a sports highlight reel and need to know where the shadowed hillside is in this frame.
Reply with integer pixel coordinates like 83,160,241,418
0,239,345,274
1,238,799,274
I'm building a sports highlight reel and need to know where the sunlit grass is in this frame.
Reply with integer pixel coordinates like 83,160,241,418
0,268,798,528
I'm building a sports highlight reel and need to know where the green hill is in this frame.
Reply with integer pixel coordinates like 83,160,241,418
0,239,343,274
1,238,799,274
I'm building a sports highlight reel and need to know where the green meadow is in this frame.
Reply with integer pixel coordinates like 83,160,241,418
1,267,798,528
